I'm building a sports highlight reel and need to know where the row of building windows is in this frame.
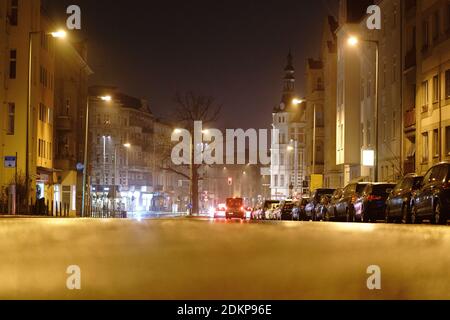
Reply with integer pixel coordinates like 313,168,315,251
421,126,450,163
40,65,54,90
421,70,450,109
38,103,53,124
38,139,52,160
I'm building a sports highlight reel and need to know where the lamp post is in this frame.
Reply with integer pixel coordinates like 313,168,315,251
81,95,112,218
26,30,66,207
348,36,380,182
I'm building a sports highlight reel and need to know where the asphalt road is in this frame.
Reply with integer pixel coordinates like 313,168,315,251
1,217,450,300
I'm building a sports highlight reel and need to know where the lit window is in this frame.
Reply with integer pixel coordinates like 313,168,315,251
422,132,429,163
7,103,15,135
9,50,16,79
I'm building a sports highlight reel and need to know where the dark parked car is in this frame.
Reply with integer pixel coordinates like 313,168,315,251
411,163,450,225
354,183,396,222
335,182,370,222
385,174,423,223
304,189,335,221
277,201,295,220
292,198,309,221
315,195,332,221
324,189,343,221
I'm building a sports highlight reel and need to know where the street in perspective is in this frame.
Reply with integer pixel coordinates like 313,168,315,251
1,0,450,302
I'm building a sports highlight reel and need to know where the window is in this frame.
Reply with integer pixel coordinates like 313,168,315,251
422,132,429,163
274,175,278,187
446,70,450,99
367,121,371,146
422,80,429,109
7,103,15,135
433,75,439,103
422,20,429,50
10,0,18,26
433,129,439,158
9,50,16,79
280,175,285,187
446,126,450,155
392,111,397,139
433,11,440,41
39,104,47,122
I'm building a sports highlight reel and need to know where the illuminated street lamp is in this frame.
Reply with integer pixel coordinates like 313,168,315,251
26,29,68,205
347,35,380,182
292,98,304,106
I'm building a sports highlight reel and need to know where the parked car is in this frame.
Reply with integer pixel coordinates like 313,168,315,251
335,182,370,222
324,189,343,221
276,201,295,220
292,198,309,221
354,183,396,222
259,200,280,220
411,162,450,225
315,195,332,221
304,189,335,221
385,174,423,223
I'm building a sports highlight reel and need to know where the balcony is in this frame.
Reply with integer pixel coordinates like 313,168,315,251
55,116,73,131
404,108,416,132
404,48,416,71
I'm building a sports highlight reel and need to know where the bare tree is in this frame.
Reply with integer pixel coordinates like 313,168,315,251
156,91,221,214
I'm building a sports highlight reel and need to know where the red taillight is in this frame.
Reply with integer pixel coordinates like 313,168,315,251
367,195,382,201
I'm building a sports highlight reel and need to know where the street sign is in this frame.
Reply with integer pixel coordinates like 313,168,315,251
4,156,16,168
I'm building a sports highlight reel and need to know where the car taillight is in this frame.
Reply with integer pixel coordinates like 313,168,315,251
367,195,382,201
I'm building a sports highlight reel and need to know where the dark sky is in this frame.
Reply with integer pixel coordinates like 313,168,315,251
45,0,338,130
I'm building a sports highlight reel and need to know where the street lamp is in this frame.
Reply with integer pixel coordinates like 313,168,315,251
292,98,304,106
26,29,67,206
347,35,380,182
81,95,113,218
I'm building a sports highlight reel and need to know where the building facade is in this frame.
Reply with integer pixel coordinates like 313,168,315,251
53,40,91,216
270,53,308,200
415,0,450,175
0,0,60,213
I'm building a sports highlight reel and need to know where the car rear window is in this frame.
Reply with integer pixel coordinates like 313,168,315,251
372,184,395,195
317,189,335,197
356,184,368,194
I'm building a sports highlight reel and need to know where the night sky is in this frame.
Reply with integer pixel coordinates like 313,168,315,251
45,0,338,130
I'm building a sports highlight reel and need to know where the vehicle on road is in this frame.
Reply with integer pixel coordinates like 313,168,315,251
225,198,245,220
275,201,295,220
411,162,450,225
354,183,396,222
292,198,309,221
265,203,280,220
324,189,343,221
385,174,423,223
213,203,227,218
315,195,332,221
335,182,369,222
304,189,335,221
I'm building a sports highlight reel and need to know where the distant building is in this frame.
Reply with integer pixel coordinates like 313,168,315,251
270,52,308,200
88,86,155,213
